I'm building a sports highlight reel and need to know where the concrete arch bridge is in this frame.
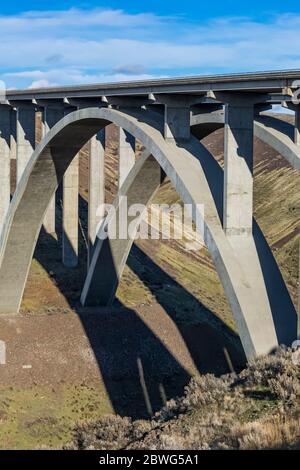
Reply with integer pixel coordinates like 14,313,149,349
0,71,299,360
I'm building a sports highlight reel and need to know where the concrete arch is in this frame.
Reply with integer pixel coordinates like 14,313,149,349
191,111,300,171
82,109,298,357
0,107,295,360
254,115,300,171
190,111,299,344
82,150,164,306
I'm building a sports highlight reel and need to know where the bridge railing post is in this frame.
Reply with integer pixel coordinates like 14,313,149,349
0,105,11,235
88,129,105,266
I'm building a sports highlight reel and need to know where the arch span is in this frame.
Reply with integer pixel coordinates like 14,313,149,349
0,107,296,359
82,110,298,357
191,111,300,171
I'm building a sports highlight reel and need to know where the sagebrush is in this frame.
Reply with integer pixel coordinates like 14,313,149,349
66,347,300,450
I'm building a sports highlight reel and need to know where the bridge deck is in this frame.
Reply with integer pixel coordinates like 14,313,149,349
5,70,300,100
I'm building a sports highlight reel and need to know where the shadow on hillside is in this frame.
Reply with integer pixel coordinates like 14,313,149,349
32,192,245,418
127,243,246,375
34,228,191,418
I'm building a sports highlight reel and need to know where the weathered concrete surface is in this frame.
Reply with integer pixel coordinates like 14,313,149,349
16,106,35,184
88,130,105,265
63,154,79,268
118,127,135,188
0,108,297,360
0,106,11,234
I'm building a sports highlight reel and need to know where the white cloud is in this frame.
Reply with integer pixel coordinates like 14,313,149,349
0,8,162,32
0,8,299,89
6,69,163,89
28,79,57,89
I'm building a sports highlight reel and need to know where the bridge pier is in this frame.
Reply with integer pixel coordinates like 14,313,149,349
164,102,190,141
16,105,36,184
62,154,79,268
118,128,135,188
222,98,286,349
88,130,105,265
223,99,254,236
0,106,11,233
295,106,300,145
10,108,17,161
42,107,65,234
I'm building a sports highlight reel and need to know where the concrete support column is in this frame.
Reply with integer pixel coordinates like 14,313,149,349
16,106,36,184
10,109,17,161
42,107,64,234
295,107,300,146
88,129,105,265
118,127,135,188
164,105,190,141
0,105,11,233
62,154,79,268
224,102,254,236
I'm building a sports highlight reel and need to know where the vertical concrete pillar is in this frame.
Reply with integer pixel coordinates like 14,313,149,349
88,129,105,265
16,106,35,184
62,154,79,268
118,128,135,188
10,108,17,160
164,105,190,141
295,107,300,145
42,107,64,234
0,105,11,233
224,101,254,236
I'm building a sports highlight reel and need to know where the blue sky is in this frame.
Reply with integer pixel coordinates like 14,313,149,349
1,1,300,89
